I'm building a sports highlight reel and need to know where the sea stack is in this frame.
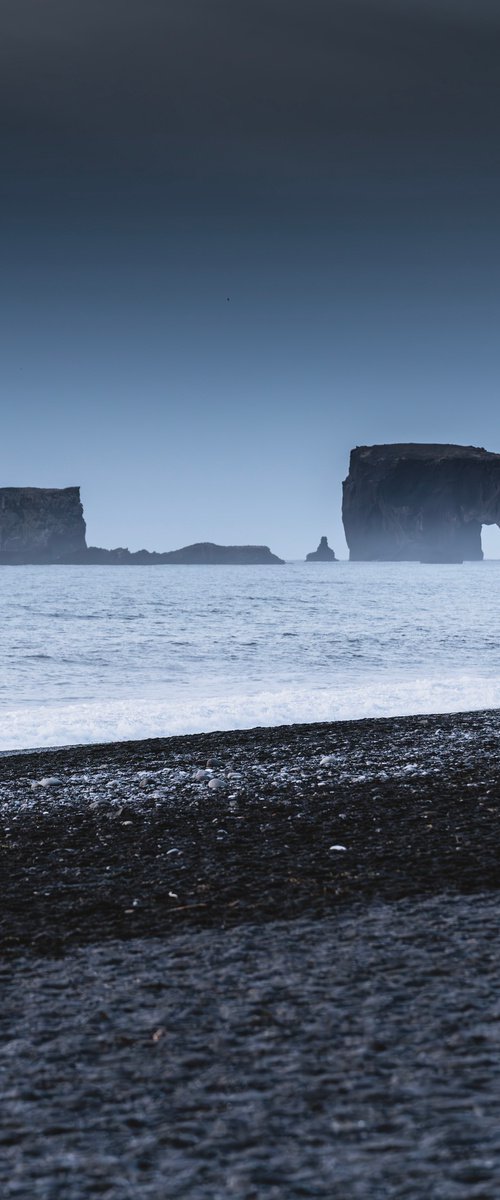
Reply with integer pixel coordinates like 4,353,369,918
306,537,337,562
342,444,500,562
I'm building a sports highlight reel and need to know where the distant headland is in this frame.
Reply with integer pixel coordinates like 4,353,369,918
71,543,285,566
0,487,284,565
342,443,500,562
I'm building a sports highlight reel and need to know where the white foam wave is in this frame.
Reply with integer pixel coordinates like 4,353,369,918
3,673,500,752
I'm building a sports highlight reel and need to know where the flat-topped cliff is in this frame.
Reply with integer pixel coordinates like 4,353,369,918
0,487,86,563
342,444,500,561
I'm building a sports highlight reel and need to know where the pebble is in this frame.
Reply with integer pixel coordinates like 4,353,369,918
329,844,347,852
208,778,224,790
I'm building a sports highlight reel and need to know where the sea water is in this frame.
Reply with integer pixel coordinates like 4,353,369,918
1,561,500,751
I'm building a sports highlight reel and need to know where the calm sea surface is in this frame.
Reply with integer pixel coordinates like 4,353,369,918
1,561,500,751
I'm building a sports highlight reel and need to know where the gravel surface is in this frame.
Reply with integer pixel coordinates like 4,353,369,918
2,710,500,1197
3,897,500,1199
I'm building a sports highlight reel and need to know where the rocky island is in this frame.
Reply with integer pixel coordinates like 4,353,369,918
0,488,284,564
306,536,336,562
342,443,500,561
77,542,285,565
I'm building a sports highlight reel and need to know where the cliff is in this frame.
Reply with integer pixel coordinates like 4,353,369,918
342,444,500,561
0,487,86,563
306,536,336,562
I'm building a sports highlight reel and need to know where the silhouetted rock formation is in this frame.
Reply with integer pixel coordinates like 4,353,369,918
342,444,500,562
306,537,336,562
0,488,284,564
0,487,86,563
64,543,285,565
155,542,285,564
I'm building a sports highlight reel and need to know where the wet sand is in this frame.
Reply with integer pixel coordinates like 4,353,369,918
2,710,500,1196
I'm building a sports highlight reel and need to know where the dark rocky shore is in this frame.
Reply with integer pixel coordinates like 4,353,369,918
2,710,500,1197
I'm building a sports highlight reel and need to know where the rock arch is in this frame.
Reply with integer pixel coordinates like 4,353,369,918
342,444,500,562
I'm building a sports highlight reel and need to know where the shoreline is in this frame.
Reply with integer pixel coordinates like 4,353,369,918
2,706,500,954
2,701,500,761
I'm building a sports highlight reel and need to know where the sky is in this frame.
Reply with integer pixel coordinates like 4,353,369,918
1,0,500,558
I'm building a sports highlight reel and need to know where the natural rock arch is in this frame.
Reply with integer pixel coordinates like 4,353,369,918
342,444,500,562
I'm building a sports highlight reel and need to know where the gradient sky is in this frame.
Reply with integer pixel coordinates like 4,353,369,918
1,0,500,558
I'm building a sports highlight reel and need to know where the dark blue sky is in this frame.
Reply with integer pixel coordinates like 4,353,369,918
2,0,500,557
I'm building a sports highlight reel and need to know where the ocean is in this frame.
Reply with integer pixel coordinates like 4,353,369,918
1,560,500,752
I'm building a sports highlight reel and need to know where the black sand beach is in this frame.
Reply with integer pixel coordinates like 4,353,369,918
2,710,500,1197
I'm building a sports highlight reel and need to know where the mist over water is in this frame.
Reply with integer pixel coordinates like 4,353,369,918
1,562,499,752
